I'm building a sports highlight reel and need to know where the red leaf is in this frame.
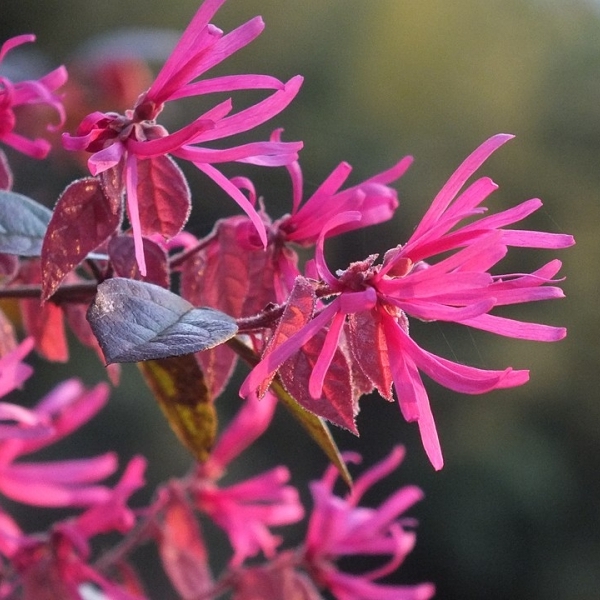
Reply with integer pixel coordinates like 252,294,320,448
18,260,68,362
109,235,169,288
99,164,124,205
158,487,212,600
348,309,393,400
182,217,278,317
21,299,68,362
41,177,122,301
260,277,357,432
233,563,323,600
195,343,237,401
180,217,279,398
137,155,191,238
258,276,315,397
279,329,357,433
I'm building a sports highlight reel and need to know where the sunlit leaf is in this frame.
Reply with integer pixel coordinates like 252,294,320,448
139,355,216,463
348,309,393,400
20,298,68,362
279,329,357,434
261,277,357,433
88,278,238,364
0,190,52,256
99,165,124,206
257,276,315,397
41,177,122,301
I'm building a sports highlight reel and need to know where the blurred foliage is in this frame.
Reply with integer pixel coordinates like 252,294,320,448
2,0,600,598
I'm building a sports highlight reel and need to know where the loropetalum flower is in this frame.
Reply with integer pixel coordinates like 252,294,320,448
63,0,303,276
256,128,413,301
241,134,575,469
180,136,411,397
0,340,120,508
0,457,146,600
0,34,67,158
273,128,412,247
0,339,147,598
193,391,304,566
303,446,434,600
0,34,66,189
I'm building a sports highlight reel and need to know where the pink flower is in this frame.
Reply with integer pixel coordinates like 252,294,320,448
193,392,304,566
266,129,411,300
0,339,35,394
63,0,302,276
0,346,120,507
241,134,575,469
0,341,146,598
0,34,67,158
273,129,412,248
303,447,435,600
180,135,411,398
0,457,146,600
0,339,52,441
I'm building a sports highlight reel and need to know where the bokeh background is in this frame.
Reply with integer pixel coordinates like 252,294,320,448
1,1,598,598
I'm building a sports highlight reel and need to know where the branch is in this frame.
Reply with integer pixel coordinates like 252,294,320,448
0,281,98,303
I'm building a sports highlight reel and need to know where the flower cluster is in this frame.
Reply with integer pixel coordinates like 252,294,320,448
0,340,146,599
302,447,435,600
0,34,67,187
62,0,302,276
237,133,574,468
0,0,574,597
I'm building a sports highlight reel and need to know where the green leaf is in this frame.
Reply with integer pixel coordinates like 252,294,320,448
139,354,216,462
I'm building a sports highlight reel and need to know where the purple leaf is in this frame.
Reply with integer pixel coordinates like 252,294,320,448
348,309,394,400
41,177,122,301
279,329,358,434
180,217,278,397
137,155,191,238
109,234,169,288
87,278,238,364
0,190,52,256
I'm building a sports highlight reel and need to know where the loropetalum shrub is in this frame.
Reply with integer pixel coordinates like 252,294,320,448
0,0,574,598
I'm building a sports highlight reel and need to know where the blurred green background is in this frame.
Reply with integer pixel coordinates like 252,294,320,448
1,1,598,598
